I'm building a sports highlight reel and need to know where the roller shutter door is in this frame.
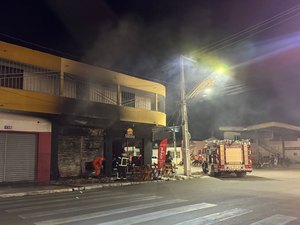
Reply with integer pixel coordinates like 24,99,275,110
0,133,5,182
0,132,37,182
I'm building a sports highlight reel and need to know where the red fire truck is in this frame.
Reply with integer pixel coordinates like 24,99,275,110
202,140,252,177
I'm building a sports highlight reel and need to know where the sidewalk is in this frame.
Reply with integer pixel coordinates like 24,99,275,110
0,166,203,198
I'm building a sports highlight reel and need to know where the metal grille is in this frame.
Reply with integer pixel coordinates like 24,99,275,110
0,133,6,182
63,74,77,98
121,90,135,107
121,87,156,110
0,58,165,112
157,94,166,113
90,83,117,105
135,94,153,110
0,132,37,182
0,58,60,95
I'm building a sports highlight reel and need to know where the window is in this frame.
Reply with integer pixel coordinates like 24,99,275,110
0,65,23,89
157,94,165,112
122,91,135,107
90,83,117,105
234,135,241,141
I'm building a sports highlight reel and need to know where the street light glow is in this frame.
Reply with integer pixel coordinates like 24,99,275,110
215,64,229,75
204,87,212,95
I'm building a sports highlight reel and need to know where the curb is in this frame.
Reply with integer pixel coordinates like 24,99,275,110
0,188,74,198
0,180,165,198
0,173,203,198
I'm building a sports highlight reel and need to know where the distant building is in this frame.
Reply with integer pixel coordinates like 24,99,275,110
0,41,166,183
219,122,300,164
189,139,207,155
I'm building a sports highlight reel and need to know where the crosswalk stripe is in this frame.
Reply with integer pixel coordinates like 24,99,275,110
97,203,217,225
6,193,143,213
34,198,188,225
19,196,163,219
249,214,298,225
175,208,252,225
3,191,126,210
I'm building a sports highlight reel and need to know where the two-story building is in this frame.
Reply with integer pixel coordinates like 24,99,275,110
0,41,166,183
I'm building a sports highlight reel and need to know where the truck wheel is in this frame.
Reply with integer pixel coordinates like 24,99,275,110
236,171,246,177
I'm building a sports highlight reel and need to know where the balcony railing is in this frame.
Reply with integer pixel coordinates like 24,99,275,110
0,73,165,113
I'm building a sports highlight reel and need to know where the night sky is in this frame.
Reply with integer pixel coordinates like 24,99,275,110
1,0,300,139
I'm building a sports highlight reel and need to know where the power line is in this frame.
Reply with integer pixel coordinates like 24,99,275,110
147,2,300,78
207,11,300,54
192,3,300,55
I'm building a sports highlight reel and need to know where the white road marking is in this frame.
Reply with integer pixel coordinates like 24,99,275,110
249,214,298,225
98,203,217,225
175,208,252,225
6,193,141,213
19,195,163,219
4,191,126,211
34,198,188,225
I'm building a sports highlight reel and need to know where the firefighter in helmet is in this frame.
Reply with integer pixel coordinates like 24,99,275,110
117,149,129,179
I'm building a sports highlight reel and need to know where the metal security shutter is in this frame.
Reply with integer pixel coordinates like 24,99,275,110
2,133,37,182
0,133,6,182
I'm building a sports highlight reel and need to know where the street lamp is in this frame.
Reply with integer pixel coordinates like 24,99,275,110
180,55,223,176
180,55,192,176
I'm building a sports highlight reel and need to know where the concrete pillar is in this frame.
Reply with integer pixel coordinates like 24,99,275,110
104,130,113,176
143,135,152,166
281,138,285,158
117,84,121,106
50,123,59,179
155,93,158,111
59,67,64,97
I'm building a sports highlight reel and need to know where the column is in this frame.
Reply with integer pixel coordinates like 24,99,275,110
104,130,113,176
143,135,152,166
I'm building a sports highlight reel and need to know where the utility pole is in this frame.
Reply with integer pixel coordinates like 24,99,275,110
180,55,191,176
172,127,177,175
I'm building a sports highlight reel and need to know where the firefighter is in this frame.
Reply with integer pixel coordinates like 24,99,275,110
165,151,174,173
165,151,173,164
92,156,105,177
117,150,128,179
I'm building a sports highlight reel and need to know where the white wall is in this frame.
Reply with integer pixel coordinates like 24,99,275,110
224,131,240,139
284,138,300,163
284,138,300,147
152,147,182,163
285,150,300,163
0,112,51,132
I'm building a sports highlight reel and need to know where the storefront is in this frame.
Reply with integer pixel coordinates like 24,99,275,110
0,112,51,183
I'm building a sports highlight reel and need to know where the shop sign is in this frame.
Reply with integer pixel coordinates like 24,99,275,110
4,125,12,130
125,127,135,139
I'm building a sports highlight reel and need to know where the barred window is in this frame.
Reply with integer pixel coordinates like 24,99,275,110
122,91,135,107
157,94,165,113
0,65,23,89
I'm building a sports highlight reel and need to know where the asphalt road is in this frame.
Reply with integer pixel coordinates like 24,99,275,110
1,169,300,225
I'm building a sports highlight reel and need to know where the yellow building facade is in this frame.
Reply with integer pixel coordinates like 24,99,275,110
0,41,166,182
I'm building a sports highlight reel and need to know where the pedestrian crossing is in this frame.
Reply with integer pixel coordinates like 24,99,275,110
0,190,298,225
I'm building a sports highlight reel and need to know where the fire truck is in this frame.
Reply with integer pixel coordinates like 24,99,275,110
202,139,252,177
